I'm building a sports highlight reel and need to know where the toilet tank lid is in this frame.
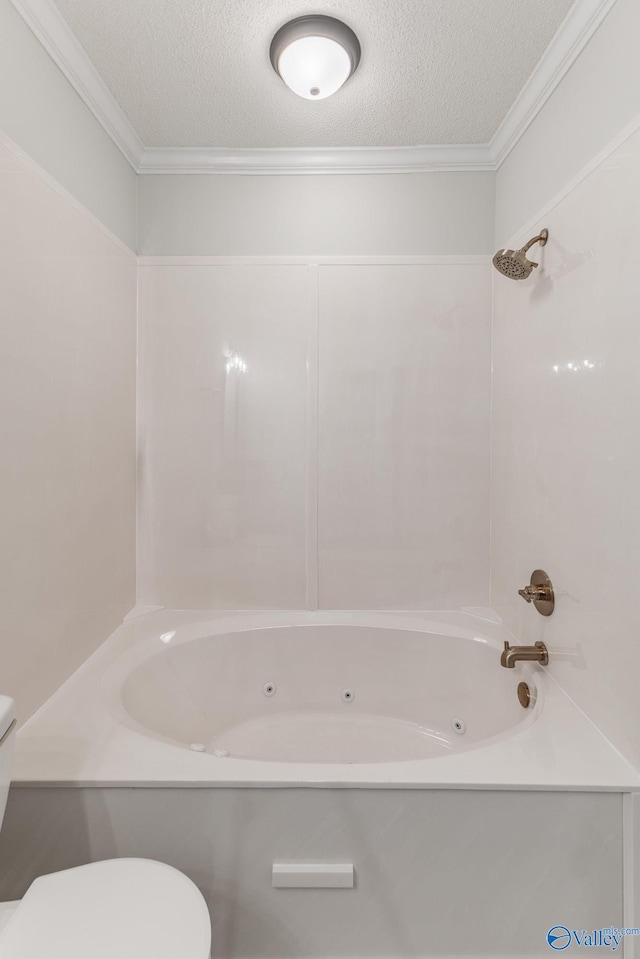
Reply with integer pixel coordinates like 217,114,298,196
0,697,15,740
0,859,211,959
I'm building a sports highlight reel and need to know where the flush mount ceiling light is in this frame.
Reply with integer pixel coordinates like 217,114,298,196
270,15,361,101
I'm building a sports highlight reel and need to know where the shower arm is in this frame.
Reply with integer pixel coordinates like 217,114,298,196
521,229,549,253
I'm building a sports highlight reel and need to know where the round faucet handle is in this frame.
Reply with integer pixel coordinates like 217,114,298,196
517,570,555,616
518,586,536,602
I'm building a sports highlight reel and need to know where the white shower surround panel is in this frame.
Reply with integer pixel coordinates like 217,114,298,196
137,256,491,611
317,263,490,608
12,609,640,789
0,134,137,726
137,260,309,609
491,117,640,772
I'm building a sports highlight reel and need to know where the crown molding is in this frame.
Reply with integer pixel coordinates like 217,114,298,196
489,0,619,167
9,0,144,168
137,145,495,175
10,0,617,175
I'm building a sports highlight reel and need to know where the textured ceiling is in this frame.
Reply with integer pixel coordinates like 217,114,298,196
52,0,575,149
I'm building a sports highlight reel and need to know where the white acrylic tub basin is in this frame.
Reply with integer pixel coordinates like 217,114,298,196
106,622,537,764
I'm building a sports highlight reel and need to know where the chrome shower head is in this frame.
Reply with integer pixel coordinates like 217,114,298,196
493,229,549,280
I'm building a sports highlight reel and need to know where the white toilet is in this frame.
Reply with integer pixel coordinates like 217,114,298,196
0,696,211,958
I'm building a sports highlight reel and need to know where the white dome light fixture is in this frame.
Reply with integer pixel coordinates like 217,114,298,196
270,15,361,101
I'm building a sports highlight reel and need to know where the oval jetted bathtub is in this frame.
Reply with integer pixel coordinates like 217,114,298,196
12,611,640,789
105,619,538,765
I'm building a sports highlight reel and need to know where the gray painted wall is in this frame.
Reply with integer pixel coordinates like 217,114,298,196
137,172,496,256
4,0,640,258
0,0,136,250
